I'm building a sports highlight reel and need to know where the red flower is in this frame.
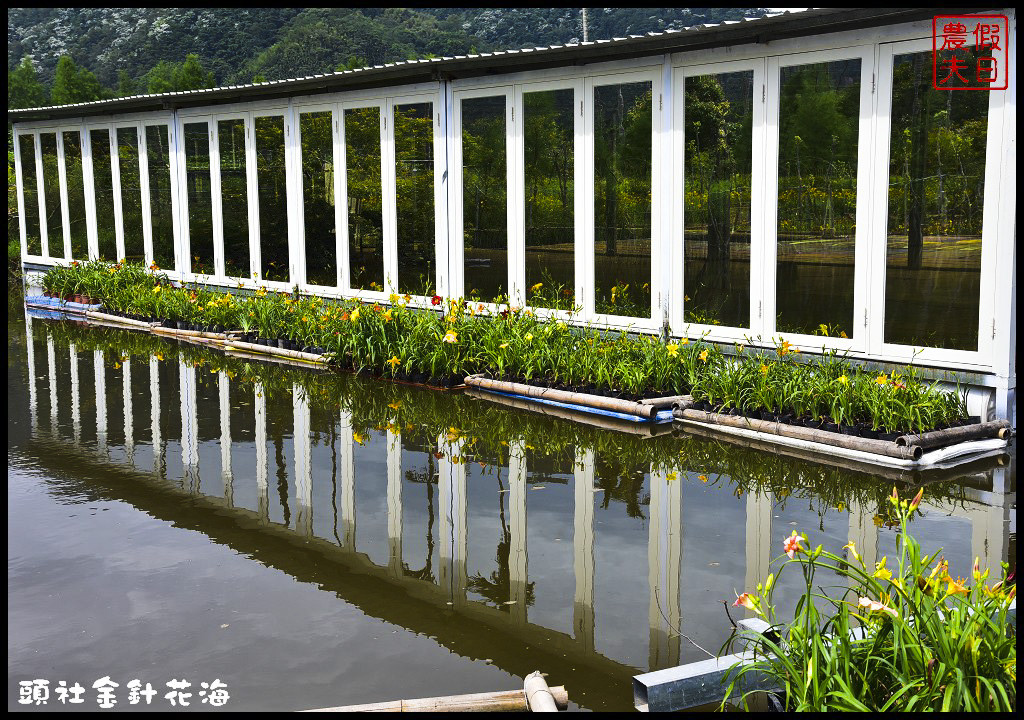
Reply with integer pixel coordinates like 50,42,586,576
431,295,443,306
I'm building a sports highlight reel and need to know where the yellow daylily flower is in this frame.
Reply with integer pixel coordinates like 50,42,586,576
442,330,458,344
666,343,679,357
874,557,892,582
387,356,401,369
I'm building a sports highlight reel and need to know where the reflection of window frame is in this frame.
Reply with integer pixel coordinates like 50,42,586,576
585,68,663,330
764,45,874,354
869,36,1001,368
673,58,766,342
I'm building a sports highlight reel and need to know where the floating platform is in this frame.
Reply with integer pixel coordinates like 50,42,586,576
464,375,676,425
25,295,102,314
672,404,1012,469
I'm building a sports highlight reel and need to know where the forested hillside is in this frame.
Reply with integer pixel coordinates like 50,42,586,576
8,8,767,106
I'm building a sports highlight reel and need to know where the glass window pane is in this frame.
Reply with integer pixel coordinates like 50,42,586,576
19,135,41,256
776,59,861,338
218,119,250,279
63,131,89,260
462,96,507,302
40,133,64,259
395,102,435,297
300,111,336,287
255,115,289,283
684,71,754,328
884,49,987,351
145,125,174,271
117,127,144,263
345,107,383,292
524,89,574,310
594,81,652,318
184,122,214,275
90,129,117,261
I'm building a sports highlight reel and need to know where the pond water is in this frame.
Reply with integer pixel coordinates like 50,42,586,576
7,296,1015,711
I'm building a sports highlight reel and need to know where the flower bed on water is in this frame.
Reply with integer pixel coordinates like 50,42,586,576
41,261,970,435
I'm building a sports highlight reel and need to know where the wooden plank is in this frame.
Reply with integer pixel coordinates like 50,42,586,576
303,686,569,712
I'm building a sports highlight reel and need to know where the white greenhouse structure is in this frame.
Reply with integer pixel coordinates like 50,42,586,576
11,8,1016,423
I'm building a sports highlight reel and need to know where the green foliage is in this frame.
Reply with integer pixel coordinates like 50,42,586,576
723,488,1016,711
51,55,108,105
42,261,973,434
8,56,48,109
144,53,215,94
116,70,138,97
10,9,769,91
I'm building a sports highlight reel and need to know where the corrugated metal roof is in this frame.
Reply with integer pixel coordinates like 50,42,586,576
9,8,946,121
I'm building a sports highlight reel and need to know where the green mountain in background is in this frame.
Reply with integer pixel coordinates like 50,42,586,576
8,8,768,98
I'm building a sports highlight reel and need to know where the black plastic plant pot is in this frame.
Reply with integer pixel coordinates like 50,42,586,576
860,426,880,440
840,424,860,437
879,431,900,442
821,422,839,433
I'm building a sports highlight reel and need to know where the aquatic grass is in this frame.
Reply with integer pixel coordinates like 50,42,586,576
722,488,1016,712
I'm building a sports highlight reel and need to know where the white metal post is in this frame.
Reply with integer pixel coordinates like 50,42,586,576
56,131,72,259
35,133,49,259
110,127,125,261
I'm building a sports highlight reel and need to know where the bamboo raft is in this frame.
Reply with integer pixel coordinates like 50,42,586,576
670,398,1012,469
463,375,676,423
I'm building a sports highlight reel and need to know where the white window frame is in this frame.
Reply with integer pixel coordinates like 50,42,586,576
113,122,147,264
672,58,767,344
868,36,1002,370
175,115,216,282
763,45,875,355
338,97,388,301
389,92,444,303
248,106,292,291
585,67,665,334
516,77,585,322
451,84,515,308
293,102,340,292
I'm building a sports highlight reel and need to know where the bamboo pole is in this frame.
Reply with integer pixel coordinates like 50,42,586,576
224,339,329,364
302,686,569,712
466,387,672,438
638,394,693,409
464,376,658,420
224,348,330,371
84,310,153,329
150,325,225,340
896,420,1012,449
524,672,559,712
673,408,923,461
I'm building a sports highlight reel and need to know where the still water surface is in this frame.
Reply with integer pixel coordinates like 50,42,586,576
7,303,1014,711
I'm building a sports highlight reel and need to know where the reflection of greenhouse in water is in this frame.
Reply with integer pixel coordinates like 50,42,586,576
12,8,1016,423
15,315,1014,709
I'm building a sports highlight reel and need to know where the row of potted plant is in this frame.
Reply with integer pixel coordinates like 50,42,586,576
39,260,971,435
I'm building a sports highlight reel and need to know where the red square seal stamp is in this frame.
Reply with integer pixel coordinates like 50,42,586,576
933,15,1009,90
